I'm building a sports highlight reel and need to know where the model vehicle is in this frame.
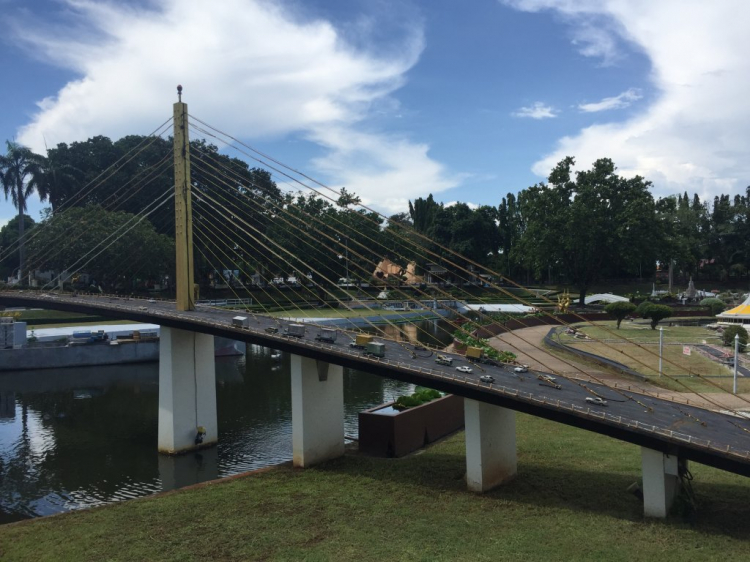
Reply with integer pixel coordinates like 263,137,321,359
585,396,608,406
350,334,373,349
514,365,529,373
480,374,495,383
315,328,338,343
232,316,250,328
363,341,386,358
435,354,453,366
456,365,473,374
285,324,305,338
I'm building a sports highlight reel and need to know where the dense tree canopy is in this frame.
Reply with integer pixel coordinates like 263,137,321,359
6,133,750,295
0,215,35,280
514,157,657,303
26,206,174,288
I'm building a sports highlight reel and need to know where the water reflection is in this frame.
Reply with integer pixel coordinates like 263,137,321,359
0,320,454,524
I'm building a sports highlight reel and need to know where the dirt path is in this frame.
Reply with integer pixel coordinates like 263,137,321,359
488,325,750,412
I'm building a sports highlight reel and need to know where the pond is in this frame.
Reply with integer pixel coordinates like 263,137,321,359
0,319,456,524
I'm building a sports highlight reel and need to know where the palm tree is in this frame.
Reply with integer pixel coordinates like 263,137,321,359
0,141,47,282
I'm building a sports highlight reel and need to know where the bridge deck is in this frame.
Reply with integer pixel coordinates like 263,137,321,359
2,291,750,476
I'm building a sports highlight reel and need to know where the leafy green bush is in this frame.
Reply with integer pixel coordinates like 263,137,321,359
634,301,655,318
700,297,726,316
644,304,672,329
604,301,637,329
722,325,748,349
393,387,443,411
452,322,517,363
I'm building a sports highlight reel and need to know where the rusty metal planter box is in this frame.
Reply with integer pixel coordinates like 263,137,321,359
358,394,464,458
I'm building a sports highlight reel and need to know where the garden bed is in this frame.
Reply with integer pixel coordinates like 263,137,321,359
358,394,464,457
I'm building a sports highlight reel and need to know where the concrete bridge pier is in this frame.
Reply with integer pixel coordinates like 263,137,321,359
641,447,685,517
291,354,344,467
158,327,218,454
464,399,517,492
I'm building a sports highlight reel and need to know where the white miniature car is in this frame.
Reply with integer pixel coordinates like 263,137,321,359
456,365,473,374
479,375,495,383
585,396,608,407
514,365,529,373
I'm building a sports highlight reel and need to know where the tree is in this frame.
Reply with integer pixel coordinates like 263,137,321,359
0,141,47,281
643,304,672,329
26,205,173,289
634,301,654,318
409,194,440,234
604,301,637,329
722,325,748,349
699,297,726,316
0,214,35,280
515,157,657,303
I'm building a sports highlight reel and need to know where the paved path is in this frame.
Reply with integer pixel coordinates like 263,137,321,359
489,325,750,413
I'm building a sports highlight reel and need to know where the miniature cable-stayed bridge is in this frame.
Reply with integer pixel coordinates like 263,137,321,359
1,90,749,518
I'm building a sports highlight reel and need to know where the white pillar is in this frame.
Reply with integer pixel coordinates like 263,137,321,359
641,447,682,517
464,398,517,492
158,327,217,454
291,354,344,467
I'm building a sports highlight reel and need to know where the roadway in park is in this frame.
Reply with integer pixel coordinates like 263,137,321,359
2,290,750,477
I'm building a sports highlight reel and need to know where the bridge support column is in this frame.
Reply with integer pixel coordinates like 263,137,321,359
641,447,684,518
464,399,517,492
291,354,344,467
158,327,217,454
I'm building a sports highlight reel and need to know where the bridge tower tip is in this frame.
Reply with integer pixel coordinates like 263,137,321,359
177,84,182,102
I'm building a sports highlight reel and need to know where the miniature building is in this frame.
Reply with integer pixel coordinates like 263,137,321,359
372,258,422,285
717,293,750,325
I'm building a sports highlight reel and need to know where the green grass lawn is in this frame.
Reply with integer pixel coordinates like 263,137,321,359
558,322,746,393
2,414,749,561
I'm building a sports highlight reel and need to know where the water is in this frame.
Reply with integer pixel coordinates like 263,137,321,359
0,320,455,524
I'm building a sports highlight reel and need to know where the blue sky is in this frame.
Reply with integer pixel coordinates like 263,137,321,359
1,0,748,227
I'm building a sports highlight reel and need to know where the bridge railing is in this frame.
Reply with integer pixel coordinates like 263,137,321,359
7,291,750,462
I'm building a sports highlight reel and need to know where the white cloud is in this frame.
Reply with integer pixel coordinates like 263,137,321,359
512,102,557,119
503,0,750,200
10,0,455,214
444,201,479,210
308,127,463,214
578,88,641,112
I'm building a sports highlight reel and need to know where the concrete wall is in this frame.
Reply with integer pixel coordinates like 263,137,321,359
0,341,159,371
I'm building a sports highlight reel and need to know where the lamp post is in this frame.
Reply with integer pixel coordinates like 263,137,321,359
658,327,663,377
734,333,740,395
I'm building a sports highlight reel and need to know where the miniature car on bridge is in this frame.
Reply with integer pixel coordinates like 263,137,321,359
456,365,473,374
435,354,453,366
479,374,495,383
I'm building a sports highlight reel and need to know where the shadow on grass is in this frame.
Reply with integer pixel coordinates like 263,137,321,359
316,439,750,540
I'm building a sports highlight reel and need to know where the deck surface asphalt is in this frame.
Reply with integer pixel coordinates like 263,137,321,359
2,291,750,475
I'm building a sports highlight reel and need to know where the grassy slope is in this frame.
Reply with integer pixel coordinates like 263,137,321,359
1,414,749,562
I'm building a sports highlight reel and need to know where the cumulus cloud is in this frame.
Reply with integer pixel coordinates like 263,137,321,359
308,127,463,213
9,0,455,214
512,102,557,119
578,88,641,112
502,0,750,200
